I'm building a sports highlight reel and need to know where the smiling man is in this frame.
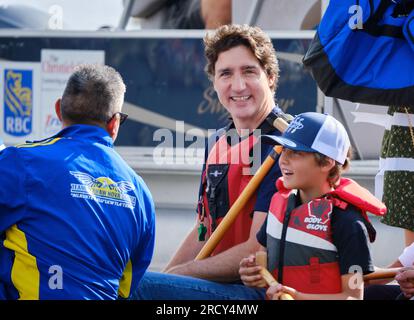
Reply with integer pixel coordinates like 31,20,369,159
135,24,286,300
211,45,277,131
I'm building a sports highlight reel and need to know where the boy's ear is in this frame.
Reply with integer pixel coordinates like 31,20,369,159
320,157,336,173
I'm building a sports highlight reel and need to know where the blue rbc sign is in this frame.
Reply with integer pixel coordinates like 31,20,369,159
4,69,33,136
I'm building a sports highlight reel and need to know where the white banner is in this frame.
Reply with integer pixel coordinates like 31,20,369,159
40,49,105,137
351,111,414,130
375,157,414,199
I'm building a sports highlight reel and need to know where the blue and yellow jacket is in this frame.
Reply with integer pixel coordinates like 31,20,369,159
0,125,155,300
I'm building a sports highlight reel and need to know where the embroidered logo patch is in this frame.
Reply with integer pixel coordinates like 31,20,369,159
70,171,136,209
286,117,304,134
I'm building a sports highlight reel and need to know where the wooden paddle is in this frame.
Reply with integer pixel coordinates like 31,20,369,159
255,251,294,300
363,268,402,281
195,118,288,260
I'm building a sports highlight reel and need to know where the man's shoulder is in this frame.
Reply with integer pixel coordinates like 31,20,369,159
0,144,20,163
12,136,66,155
127,169,148,189
206,125,229,145
110,154,152,196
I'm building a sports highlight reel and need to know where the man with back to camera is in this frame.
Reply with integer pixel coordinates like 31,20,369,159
0,64,155,300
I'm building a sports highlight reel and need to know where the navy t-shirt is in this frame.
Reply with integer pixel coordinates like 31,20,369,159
254,138,282,212
256,193,375,275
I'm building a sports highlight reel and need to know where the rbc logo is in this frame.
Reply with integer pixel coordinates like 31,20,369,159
4,69,33,136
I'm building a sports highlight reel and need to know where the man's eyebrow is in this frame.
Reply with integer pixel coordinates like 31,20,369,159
216,67,231,73
217,65,259,73
242,65,259,70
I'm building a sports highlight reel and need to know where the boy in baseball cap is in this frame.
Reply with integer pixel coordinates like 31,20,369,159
239,112,386,300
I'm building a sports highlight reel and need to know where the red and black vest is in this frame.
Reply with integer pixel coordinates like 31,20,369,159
266,177,387,294
199,132,258,256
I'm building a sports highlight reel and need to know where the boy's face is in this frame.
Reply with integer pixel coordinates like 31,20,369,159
278,148,329,191
213,45,275,127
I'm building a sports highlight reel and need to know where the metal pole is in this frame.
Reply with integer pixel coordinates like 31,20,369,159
245,0,265,26
117,0,135,30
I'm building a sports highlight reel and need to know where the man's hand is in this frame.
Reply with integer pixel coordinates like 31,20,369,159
239,254,266,288
395,267,414,299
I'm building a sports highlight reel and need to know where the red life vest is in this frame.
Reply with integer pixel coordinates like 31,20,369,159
266,177,386,294
199,133,258,256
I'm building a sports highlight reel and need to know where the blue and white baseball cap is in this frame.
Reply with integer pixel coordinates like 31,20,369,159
262,112,351,164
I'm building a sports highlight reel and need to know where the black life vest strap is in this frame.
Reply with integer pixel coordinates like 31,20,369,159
277,192,298,284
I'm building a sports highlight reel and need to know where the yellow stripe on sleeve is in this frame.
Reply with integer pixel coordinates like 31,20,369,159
3,225,40,300
118,259,133,298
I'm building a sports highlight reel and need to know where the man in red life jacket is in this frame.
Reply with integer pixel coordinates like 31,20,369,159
134,24,285,299
239,112,386,300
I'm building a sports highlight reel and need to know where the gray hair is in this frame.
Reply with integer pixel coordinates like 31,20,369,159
61,64,126,125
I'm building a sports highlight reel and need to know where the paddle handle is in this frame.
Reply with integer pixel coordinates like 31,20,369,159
195,117,288,260
255,252,294,300
195,149,279,260
273,117,289,132
363,268,401,281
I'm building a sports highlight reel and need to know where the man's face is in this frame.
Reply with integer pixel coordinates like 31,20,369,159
213,45,275,127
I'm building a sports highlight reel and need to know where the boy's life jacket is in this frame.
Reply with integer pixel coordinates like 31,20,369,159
266,177,386,294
